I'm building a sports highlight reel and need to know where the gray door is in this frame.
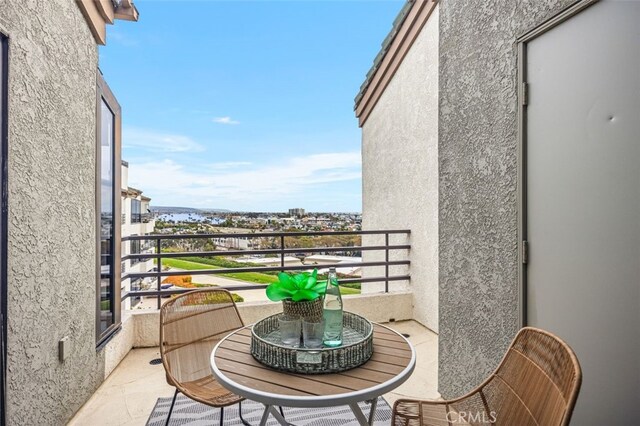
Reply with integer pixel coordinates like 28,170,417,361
526,1,640,425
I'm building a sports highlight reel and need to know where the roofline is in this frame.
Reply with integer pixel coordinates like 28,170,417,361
354,0,438,127
76,0,139,45
122,186,143,197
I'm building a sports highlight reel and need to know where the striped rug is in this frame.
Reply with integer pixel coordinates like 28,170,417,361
146,394,392,425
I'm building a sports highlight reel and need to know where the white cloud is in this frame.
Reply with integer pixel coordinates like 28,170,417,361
123,128,205,153
213,116,240,125
127,152,361,208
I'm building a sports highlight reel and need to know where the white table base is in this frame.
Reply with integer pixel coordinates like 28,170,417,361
259,399,378,426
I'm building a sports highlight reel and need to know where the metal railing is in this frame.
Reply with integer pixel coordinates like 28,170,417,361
130,213,153,224
121,230,410,309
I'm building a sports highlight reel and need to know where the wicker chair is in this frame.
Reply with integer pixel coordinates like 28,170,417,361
392,327,582,426
160,289,249,426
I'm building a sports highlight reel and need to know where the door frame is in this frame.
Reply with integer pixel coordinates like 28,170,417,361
516,0,601,327
0,32,8,426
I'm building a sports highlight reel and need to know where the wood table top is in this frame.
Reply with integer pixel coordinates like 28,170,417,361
211,323,414,404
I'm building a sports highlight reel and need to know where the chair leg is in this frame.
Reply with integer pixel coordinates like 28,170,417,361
239,400,252,426
220,406,224,426
279,406,285,419
165,389,179,426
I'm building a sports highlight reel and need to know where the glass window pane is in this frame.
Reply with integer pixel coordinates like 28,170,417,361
131,199,141,223
99,98,115,334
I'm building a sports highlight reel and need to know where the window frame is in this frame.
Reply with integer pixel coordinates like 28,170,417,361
96,72,122,347
130,235,141,266
129,278,142,309
0,32,9,426
131,198,141,223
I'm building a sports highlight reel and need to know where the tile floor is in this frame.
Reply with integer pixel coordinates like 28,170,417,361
69,321,439,425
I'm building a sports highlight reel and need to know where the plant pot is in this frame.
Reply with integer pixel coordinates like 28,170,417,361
282,298,323,323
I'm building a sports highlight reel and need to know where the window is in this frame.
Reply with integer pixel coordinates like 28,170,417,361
131,199,141,223
130,279,142,309
96,73,121,346
130,236,141,266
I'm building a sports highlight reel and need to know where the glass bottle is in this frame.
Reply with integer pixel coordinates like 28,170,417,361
322,267,343,347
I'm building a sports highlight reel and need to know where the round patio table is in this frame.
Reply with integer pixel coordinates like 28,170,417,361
210,323,415,426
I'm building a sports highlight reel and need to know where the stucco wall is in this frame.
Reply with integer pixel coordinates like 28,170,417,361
362,5,439,332
0,1,102,424
438,0,575,398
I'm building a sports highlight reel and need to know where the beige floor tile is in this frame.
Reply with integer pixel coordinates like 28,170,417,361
385,321,438,347
119,419,147,426
69,388,131,426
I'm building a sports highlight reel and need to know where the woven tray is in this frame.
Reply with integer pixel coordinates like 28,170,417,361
250,311,373,374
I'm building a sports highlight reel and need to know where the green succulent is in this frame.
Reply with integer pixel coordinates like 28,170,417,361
266,269,327,302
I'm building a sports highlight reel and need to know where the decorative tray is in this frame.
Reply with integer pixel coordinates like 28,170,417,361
250,311,373,374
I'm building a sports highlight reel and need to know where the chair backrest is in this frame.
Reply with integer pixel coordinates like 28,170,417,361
454,327,582,426
450,327,582,426
160,289,244,386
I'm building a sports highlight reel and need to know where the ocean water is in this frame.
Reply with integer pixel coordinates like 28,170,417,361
158,213,222,224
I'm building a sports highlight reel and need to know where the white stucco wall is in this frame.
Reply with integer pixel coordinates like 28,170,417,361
361,5,439,332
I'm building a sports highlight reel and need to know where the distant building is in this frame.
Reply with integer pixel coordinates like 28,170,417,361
303,255,362,277
212,236,251,250
121,161,155,310
288,208,306,217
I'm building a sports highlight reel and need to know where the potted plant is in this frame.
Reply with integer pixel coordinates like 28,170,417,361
266,269,326,322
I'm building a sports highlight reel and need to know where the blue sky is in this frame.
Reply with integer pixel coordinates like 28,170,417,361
100,0,403,212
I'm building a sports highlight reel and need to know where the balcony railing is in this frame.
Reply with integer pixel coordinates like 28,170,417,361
121,230,411,309
130,212,153,224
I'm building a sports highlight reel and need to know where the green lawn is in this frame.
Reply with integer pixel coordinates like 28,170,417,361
158,258,361,294
339,286,361,295
160,258,281,285
160,258,212,270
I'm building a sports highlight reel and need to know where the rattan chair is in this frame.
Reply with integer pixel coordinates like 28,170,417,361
392,327,582,426
160,289,249,426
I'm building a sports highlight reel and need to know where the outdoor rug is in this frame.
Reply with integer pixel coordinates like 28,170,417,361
147,394,392,425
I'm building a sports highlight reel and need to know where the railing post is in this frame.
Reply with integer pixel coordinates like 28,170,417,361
385,233,390,293
280,235,285,271
156,238,162,310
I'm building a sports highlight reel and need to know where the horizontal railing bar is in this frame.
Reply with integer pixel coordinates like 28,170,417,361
120,230,411,302
325,275,410,284
125,260,410,280
121,244,411,261
122,229,411,241
120,275,411,300
123,284,269,298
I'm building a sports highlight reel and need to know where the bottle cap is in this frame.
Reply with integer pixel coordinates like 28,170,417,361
329,267,336,273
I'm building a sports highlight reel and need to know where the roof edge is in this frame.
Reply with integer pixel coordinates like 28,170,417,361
76,0,139,45
354,0,438,127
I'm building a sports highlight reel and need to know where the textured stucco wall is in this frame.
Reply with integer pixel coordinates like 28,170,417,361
0,1,103,423
104,315,135,377
362,5,439,332
438,0,575,398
